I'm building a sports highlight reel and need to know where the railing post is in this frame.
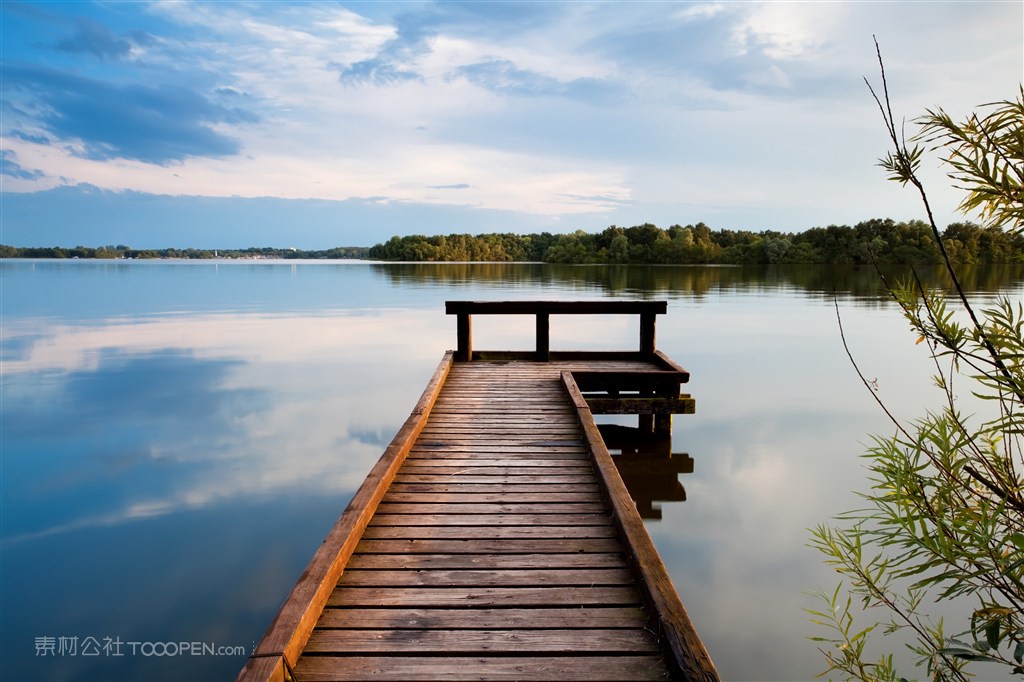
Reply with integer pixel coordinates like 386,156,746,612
536,313,550,361
640,311,657,355
456,313,472,362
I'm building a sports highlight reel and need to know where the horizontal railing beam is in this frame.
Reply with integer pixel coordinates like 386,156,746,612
445,300,666,315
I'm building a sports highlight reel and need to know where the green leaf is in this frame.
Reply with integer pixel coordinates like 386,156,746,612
939,646,1003,663
985,620,1001,650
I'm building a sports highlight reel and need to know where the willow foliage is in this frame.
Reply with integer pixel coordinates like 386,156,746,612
809,42,1024,681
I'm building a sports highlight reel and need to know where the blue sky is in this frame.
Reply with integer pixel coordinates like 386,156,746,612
1,1,1021,248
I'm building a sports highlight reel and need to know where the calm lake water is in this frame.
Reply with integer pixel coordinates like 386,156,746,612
3,260,1023,682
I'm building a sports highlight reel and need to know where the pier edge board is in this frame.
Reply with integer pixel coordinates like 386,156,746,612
235,351,454,682
561,369,720,682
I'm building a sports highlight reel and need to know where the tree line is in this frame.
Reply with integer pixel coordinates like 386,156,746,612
368,218,1024,264
6,218,1023,265
0,244,370,259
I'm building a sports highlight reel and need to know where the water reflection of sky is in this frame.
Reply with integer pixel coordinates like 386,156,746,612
2,261,1021,681
3,274,458,680
3,309,450,545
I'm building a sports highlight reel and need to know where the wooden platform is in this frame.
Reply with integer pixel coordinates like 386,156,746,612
238,302,718,682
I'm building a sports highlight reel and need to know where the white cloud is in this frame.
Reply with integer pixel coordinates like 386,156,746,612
4,0,1021,235
4,1,638,216
2,131,631,214
674,2,727,23
730,2,839,60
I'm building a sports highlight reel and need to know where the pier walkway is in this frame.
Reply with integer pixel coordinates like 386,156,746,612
238,301,718,682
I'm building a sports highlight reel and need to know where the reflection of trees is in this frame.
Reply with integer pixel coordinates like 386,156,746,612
372,263,1024,302
599,423,693,521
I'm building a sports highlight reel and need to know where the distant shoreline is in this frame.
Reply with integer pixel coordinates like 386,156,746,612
0,245,370,260
5,217,1024,266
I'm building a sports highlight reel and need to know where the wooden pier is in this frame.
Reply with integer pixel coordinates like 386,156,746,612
238,301,718,681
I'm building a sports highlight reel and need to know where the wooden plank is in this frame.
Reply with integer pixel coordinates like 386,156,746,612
428,407,574,414
382,491,599,503
396,466,595,476
653,349,692,376
412,442,575,452
294,655,670,681
337,568,635,587
388,482,599,492
389,481,599,490
468,351,658,363
413,428,581,435
440,376,559,383
399,458,589,468
239,352,454,680
421,411,577,417
409,448,585,455
445,300,667,316
407,446,588,455
433,397,573,404
367,514,612,527
434,383,568,390
353,538,623,554
417,423,581,430
410,441,587,448
433,390,566,396
392,474,597,484
346,553,627,570
375,502,606,514
426,402,573,409
587,395,696,415
415,430,583,438
406,452,588,460
304,628,659,654
327,585,644,608
361,525,618,540
315,606,648,629
569,370,688,390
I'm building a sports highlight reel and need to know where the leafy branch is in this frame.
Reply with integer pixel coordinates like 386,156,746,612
810,39,1024,682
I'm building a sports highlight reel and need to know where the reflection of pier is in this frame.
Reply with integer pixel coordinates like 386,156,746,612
239,301,718,682
600,424,693,520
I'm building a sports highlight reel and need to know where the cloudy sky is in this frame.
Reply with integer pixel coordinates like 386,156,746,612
1,1,1021,249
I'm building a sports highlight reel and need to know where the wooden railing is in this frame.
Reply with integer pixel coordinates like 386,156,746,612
444,300,667,361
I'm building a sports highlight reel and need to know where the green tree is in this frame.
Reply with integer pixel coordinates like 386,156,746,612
608,232,630,263
809,44,1024,681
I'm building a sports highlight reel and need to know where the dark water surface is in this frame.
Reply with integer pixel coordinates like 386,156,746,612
3,260,1022,681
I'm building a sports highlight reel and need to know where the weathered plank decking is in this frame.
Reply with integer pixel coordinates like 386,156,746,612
237,301,719,682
